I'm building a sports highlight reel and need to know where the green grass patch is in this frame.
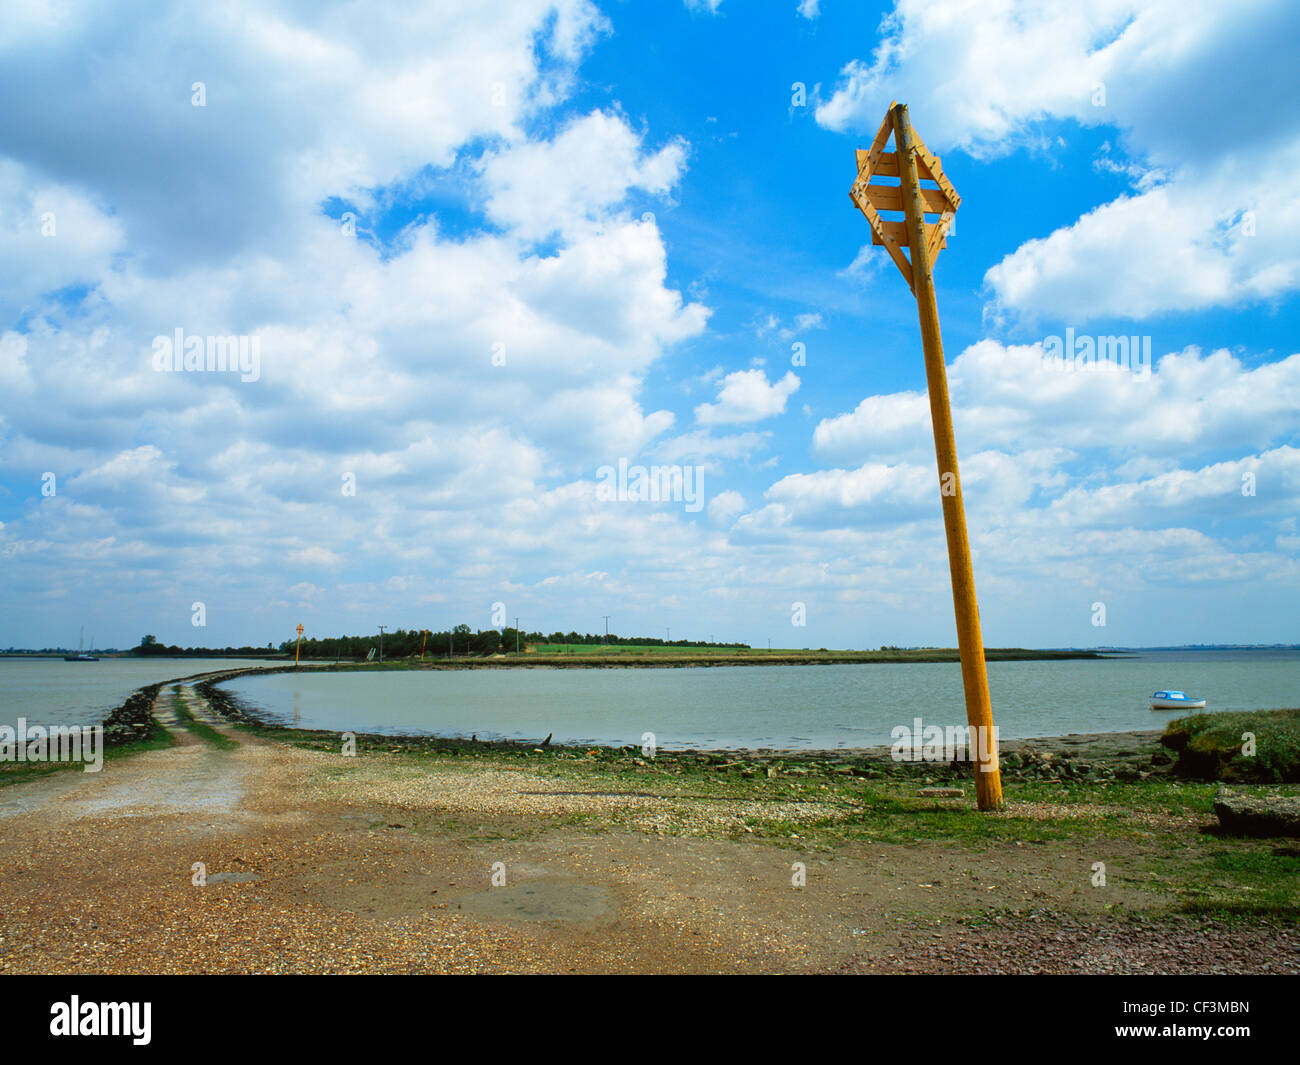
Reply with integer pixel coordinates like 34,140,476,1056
1162,708,1300,782
1124,832,1300,921
1174,846,1300,920
530,643,754,655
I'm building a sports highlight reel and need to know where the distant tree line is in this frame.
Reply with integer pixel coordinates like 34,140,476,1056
133,634,278,657
124,629,748,661
532,632,748,649
275,626,749,660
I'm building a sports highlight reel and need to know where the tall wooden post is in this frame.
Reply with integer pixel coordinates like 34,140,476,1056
850,102,1003,810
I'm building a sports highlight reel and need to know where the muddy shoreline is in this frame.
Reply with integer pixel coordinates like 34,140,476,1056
189,669,1168,782
306,648,1105,667
79,664,1172,784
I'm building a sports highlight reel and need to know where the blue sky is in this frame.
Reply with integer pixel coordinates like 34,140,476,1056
1,0,1297,651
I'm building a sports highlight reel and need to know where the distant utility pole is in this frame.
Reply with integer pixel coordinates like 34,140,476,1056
849,100,1002,811
377,625,387,663
602,616,610,645
665,627,670,644
515,617,520,654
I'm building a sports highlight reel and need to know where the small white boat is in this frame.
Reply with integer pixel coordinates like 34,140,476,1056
1150,690,1206,710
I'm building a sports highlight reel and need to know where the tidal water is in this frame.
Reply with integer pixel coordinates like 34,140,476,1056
214,650,1300,750
0,658,285,729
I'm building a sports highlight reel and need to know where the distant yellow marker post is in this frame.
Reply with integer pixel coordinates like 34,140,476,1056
849,101,1003,811
295,623,304,667
420,629,429,660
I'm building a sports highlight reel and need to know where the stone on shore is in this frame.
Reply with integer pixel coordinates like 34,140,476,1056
1213,789,1300,837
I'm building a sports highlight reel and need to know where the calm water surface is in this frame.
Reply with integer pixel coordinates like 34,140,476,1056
0,658,288,729
218,650,1300,750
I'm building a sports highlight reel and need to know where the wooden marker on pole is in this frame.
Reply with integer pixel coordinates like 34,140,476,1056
295,623,304,667
849,102,1003,810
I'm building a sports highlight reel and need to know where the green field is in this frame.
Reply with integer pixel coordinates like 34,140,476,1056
530,643,755,655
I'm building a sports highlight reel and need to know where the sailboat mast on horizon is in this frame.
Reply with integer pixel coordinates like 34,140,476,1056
64,625,99,662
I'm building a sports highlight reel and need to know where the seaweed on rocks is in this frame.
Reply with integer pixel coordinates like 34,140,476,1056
100,681,164,747
195,675,270,727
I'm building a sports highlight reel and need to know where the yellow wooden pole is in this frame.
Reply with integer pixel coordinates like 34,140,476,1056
891,102,1003,810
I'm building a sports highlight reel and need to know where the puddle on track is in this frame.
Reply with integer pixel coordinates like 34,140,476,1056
456,880,615,923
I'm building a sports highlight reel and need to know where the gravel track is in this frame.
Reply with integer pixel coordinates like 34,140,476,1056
1,697,1293,974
